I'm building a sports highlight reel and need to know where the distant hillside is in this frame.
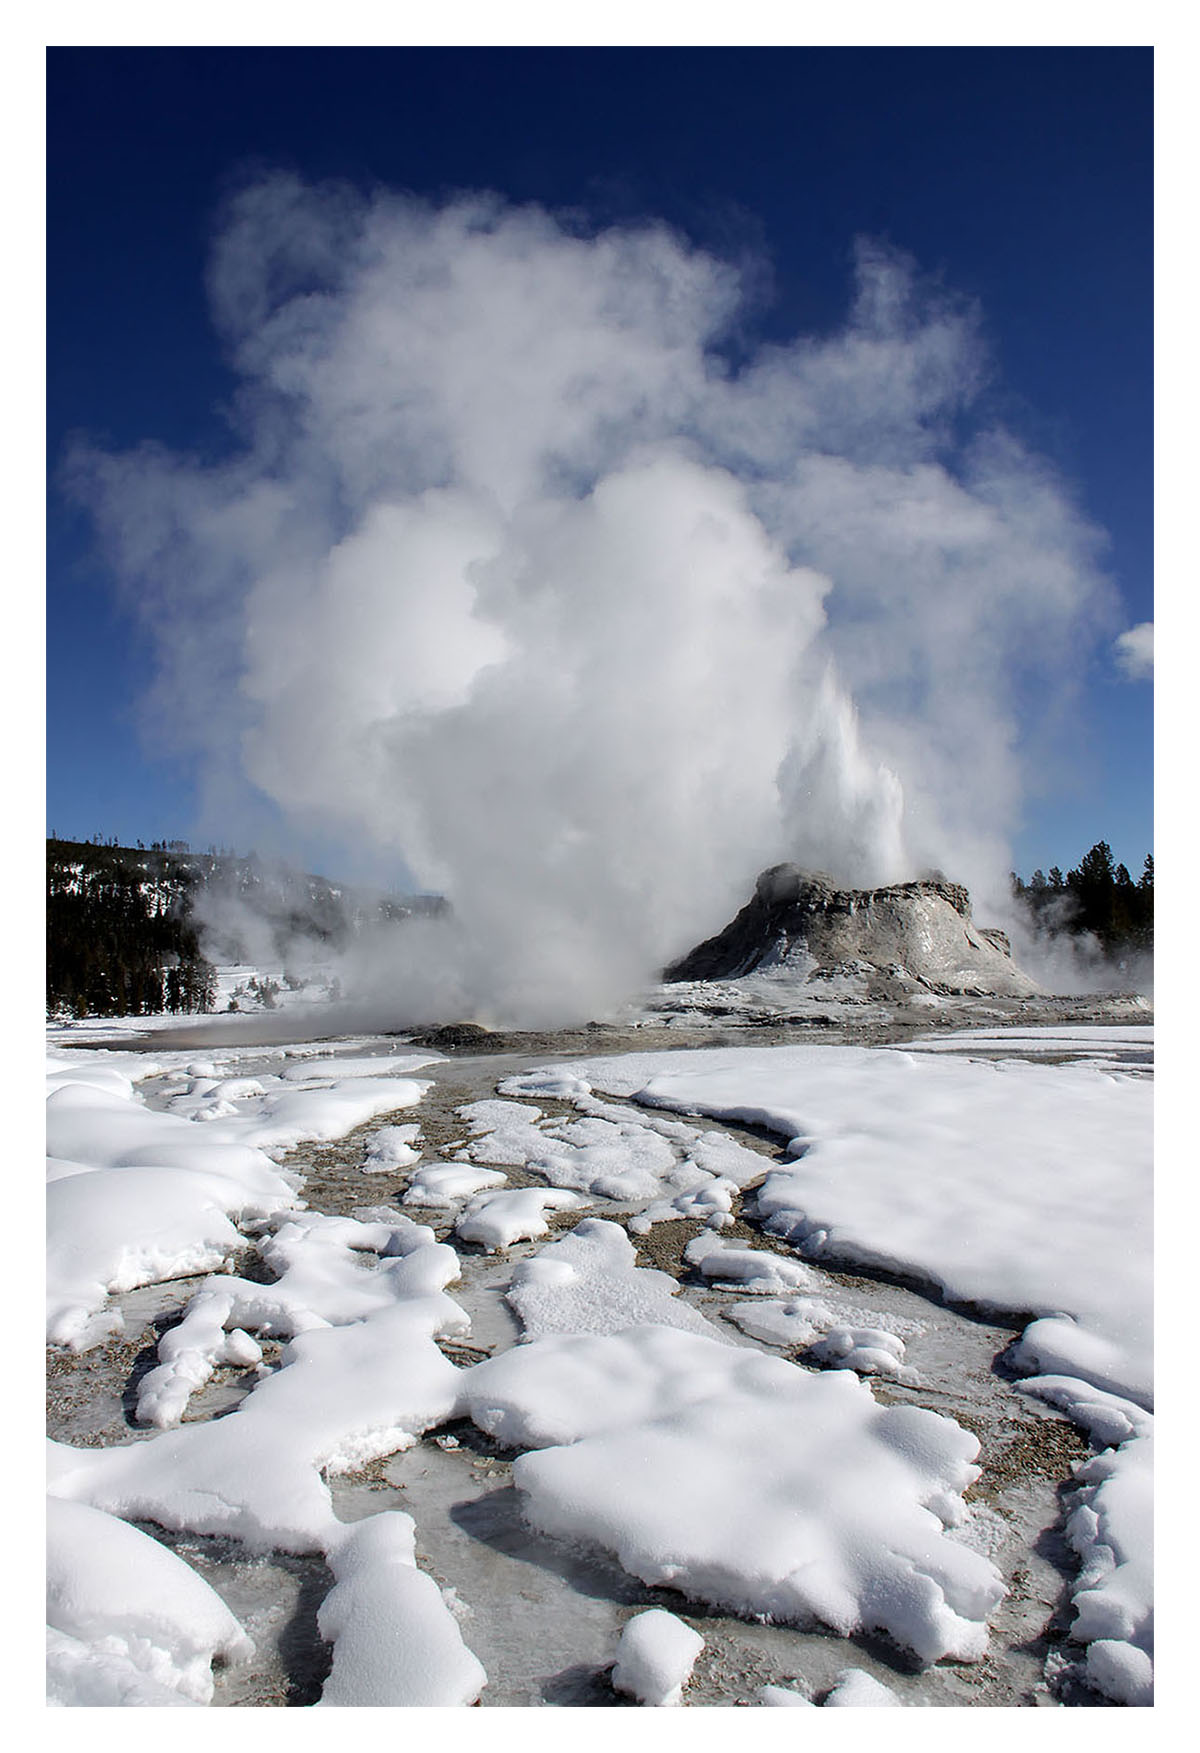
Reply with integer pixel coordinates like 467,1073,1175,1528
46,837,443,1019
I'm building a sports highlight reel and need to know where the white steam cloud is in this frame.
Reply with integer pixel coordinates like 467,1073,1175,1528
69,178,1118,1023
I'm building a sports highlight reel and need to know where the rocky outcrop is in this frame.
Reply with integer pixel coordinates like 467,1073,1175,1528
664,865,1040,998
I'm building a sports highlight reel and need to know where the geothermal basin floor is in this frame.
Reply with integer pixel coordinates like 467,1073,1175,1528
45,1014,1153,1708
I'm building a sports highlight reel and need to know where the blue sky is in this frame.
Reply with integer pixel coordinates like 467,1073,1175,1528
47,45,1153,883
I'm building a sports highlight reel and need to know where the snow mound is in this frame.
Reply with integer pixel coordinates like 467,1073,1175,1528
404,1163,508,1208
1065,1431,1154,1705
194,1076,430,1151
463,1083,766,1223
824,1667,902,1706
506,1218,726,1342
463,1326,1002,1663
47,1165,289,1351
759,1683,815,1706
361,1122,422,1171
45,1069,298,1348
684,1232,815,1294
611,1609,703,1706
810,1325,919,1384
134,1211,456,1427
50,1289,467,1552
725,1297,839,1347
458,1098,679,1201
316,1513,486,1706
452,1099,548,1166
47,1497,253,1705
47,1629,196,1707
454,1186,585,1250
46,1078,292,1193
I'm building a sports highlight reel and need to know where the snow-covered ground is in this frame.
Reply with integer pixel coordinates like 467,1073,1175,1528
44,1018,1153,1707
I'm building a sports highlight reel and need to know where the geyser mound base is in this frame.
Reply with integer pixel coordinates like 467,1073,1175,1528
665,865,1041,1000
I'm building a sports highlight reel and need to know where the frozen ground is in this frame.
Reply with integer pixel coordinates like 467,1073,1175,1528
45,1003,1152,1707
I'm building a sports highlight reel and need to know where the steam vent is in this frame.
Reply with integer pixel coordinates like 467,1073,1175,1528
665,864,1041,998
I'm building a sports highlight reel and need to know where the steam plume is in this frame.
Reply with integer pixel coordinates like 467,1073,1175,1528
69,178,1117,1022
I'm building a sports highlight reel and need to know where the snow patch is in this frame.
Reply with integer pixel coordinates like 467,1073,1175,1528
464,1326,1001,1663
684,1232,815,1294
316,1512,486,1706
611,1609,703,1706
506,1219,726,1342
454,1186,585,1251
404,1162,508,1208
46,1498,253,1705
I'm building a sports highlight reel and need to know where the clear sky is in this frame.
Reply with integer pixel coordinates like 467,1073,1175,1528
46,44,1153,882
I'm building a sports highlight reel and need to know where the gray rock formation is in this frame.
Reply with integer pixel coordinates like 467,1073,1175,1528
664,865,1040,998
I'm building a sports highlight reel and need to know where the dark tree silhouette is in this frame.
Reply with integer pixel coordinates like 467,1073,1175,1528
46,838,216,1019
1012,840,1153,957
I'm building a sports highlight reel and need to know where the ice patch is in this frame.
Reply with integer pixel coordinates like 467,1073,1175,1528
277,1054,439,1082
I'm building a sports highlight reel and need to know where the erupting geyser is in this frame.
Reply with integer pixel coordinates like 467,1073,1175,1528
70,177,1115,1023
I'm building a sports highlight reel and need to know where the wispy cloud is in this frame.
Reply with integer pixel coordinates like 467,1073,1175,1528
1113,621,1153,680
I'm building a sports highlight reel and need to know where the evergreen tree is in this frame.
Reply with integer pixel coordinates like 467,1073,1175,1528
1013,839,1152,959
47,837,215,1019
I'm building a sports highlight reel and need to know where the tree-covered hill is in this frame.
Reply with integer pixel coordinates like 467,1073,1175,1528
47,838,216,1018
46,837,444,1019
